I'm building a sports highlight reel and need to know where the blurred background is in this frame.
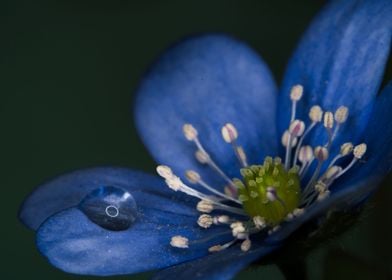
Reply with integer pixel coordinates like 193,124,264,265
2,0,391,279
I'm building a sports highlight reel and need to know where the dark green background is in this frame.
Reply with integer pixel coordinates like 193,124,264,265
3,0,391,279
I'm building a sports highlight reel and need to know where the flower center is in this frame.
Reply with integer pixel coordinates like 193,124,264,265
236,158,300,225
156,84,367,253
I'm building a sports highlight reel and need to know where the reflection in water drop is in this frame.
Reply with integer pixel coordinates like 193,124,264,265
79,186,137,231
105,205,119,217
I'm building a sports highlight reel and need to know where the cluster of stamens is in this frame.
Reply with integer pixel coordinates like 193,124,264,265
157,84,367,253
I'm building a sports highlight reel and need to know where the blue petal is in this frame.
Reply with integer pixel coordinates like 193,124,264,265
135,34,278,188
19,167,196,230
335,82,392,193
152,243,279,280
279,0,392,146
37,207,232,276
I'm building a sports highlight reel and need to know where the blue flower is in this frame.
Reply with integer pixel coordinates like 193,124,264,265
19,0,392,279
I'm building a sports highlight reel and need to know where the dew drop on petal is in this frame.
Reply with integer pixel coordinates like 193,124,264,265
79,186,137,231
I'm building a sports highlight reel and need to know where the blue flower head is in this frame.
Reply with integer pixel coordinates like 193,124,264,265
19,0,392,279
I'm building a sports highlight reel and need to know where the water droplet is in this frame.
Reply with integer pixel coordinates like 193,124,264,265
79,186,137,231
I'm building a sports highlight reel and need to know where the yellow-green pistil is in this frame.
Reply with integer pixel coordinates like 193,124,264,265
234,156,301,226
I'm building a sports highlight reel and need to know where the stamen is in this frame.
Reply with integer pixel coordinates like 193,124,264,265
236,146,248,167
289,120,306,137
328,142,353,168
323,165,342,182
183,124,238,189
323,111,334,129
240,238,251,252
353,143,367,159
185,170,201,183
331,106,349,141
293,208,305,217
283,130,298,170
197,214,214,228
157,166,246,216
224,185,238,198
334,106,349,124
156,165,173,179
341,142,354,156
170,236,189,249
303,146,329,197
253,216,266,229
292,105,323,166
290,85,303,101
208,239,237,253
298,146,314,165
334,143,367,180
183,124,198,141
282,131,298,148
185,170,242,204
222,123,248,167
293,125,315,166
317,190,330,201
221,123,238,143
214,215,232,225
290,85,303,122
195,150,209,164
314,146,329,161
298,146,315,178
284,120,305,169
230,222,246,237
197,200,214,213
309,105,323,123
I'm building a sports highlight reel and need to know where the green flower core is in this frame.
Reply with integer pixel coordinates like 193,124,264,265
234,156,301,226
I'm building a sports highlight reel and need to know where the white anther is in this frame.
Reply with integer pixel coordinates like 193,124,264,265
293,208,305,217
224,186,237,198
353,143,367,159
240,239,252,252
309,105,323,122
253,216,266,229
230,222,246,237
216,215,230,224
197,214,213,228
185,170,201,184
183,124,198,141
268,225,281,235
197,200,214,213
298,145,314,163
281,130,298,147
221,123,238,143
324,165,342,180
315,181,327,193
208,245,223,253
314,146,329,161
317,190,330,201
165,177,182,191
195,150,209,164
170,236,189,249
289,120,305,137
285,213,294,221
323,111,334,129
156,165,173,179
266,187,277,202
340,142,354,156
334,106,349,124
236,233,249,240
290,85,303,101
